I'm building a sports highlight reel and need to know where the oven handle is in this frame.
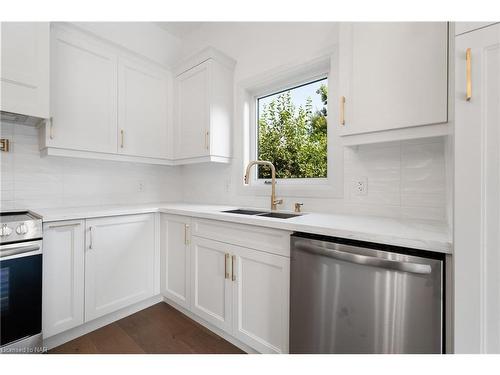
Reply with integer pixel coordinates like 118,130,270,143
0,243,42,260
294,241,432,275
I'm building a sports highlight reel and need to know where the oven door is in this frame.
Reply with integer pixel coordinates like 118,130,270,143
0,240,42,347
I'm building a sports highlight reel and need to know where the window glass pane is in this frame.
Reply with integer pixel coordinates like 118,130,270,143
257,77,328,179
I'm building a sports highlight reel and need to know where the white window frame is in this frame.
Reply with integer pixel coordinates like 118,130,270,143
236,50,344,199
250,74,329,186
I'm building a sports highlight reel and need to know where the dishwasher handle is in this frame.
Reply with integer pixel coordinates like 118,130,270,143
294,241,432,275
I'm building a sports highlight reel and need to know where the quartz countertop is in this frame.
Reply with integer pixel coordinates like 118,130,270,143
35,202,452,254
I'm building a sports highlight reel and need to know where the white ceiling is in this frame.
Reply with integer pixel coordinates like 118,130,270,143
155,22,204,38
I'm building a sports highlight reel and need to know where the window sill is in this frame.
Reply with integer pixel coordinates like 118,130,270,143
240,182,343,199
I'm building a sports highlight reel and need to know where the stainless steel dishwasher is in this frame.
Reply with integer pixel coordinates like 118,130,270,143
290,233,445,354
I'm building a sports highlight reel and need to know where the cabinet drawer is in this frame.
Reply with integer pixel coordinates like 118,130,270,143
192,219,291,257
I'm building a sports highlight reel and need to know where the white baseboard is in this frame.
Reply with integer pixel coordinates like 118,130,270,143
43,295,163,350
162,297,256,354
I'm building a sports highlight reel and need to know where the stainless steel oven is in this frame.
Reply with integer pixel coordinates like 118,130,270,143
0,211,43,353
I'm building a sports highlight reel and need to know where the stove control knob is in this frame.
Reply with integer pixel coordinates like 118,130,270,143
16,223,28,235
0,224,13,237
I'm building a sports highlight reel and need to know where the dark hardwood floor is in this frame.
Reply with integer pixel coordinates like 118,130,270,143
49,303,245,354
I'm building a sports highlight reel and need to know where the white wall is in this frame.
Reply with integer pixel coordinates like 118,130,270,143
0,121,182,209
178,22,448,221
71,22,183,68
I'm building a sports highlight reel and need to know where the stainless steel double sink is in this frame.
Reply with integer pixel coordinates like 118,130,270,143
221,209,302,219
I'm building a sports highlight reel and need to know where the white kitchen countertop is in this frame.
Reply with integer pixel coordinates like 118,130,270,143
35,202,452,254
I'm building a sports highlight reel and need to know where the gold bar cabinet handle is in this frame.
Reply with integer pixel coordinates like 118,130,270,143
339,96,346,126
466,48,472,101
120,129,124,148
184,224,190,245
225,253,230,279
49,117,54,139
231,255,236,281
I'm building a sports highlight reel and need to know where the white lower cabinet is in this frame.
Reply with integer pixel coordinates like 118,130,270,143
231,245,290,354
190,236,233,333
42,220,85,338
85,214,156,321
162,215,291,354
161,214,191,309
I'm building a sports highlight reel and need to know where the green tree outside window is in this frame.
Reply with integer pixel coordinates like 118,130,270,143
257,79,328,179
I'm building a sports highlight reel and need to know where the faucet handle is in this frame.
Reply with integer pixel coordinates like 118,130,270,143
294,202,304,213
274,198,284,206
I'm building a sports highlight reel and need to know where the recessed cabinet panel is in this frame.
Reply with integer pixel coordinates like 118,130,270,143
85,214,156,321
0,22,49,118
42,220,85,338
118,57,169,159
175,63,210,160
50,27,118,153
340,22,448,136
232,246,290,354
190,236,232,333
161,215,191,309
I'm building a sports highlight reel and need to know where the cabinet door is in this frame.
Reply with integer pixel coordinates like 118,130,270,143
49,27,118,153
161,215,191,309
118,57,169,158
42,220,85,338
455,24,500,354
231,246,290,353
85,214,155,321
0,22,49,118
340,22,448,135
190,236,232,333
175,62,210,160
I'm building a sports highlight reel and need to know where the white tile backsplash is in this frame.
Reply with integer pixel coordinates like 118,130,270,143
0,122,182,210
180,137,448,221
0,121,448,222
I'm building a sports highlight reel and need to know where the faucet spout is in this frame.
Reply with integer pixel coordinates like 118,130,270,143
243,161,282,211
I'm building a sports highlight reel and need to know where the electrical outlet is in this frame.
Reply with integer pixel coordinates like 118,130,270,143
353,177,368,196
224,177,231,193
138,181,144,192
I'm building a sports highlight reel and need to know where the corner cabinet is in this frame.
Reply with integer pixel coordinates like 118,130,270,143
338,22,449,145
42,220,85,338
0,22,49,118
174,48,235,164
40,24,172,165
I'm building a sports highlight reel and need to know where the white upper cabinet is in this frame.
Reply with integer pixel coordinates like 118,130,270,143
41,24,172,165
85,214,157,321
118,56,170,159
48,26,118,153
174,48,235,164
42,220,85,338
0,22,49,118
455,22,498,36
339,22,449,140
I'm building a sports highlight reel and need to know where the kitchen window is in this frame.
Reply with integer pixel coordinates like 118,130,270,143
255,77,328,181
